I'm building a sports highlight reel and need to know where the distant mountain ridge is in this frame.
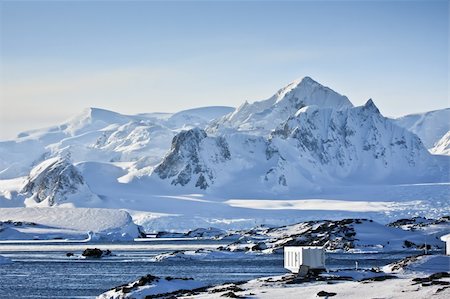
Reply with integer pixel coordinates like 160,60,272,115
0,76,448,210
393,108,450,149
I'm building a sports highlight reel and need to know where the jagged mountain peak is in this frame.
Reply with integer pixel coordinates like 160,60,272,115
273,76,332,100
274,76,352,109
285,76,333,97
300,75,316,83
362,99,380,113
209,76,353,135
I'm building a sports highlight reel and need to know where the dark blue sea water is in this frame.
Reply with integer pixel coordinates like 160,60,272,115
0,240,428,299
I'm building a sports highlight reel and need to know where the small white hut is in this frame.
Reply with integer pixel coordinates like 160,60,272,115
440,234,450,255
284,246,325,275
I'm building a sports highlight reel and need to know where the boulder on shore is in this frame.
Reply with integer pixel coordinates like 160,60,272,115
82,248,112,258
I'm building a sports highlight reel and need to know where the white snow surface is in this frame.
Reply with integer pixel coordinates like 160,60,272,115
431,131,450,155
394,108,450,149
0,208,142,240
98,276,206,299
185,275,450,299
225,199,397,212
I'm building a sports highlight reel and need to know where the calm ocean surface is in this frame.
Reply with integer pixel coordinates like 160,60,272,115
0,240,425,299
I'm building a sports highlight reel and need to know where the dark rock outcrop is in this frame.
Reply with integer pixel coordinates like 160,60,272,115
82,248,111,258
154,128,231,189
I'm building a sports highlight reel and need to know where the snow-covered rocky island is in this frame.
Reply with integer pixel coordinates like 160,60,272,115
0,77,449,298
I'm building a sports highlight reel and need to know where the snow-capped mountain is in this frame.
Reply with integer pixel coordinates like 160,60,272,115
394,108,450,149
153,99,444,193
208,76,353,135
21,157,100,206
0,106,234,180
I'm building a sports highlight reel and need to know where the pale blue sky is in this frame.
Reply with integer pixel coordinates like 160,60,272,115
0,0,448,139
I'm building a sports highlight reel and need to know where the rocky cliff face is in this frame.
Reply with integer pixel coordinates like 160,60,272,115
154,128,231,189
21,157,99,206
267,99,435,184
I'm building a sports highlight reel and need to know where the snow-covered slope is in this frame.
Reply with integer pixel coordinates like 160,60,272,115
209,76,353,135
0,208,143,241
269,100,441,184
166,106,234,129
431,131,450,155
98,275,207,299
394,108,450,149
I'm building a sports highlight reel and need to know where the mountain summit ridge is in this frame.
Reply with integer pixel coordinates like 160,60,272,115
209,76,353,135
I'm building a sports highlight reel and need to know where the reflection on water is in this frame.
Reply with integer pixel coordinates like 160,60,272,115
0,240,428,299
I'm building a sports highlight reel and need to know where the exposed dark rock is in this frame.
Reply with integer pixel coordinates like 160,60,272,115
387,255,421,272
429,272,450,280
412,272,450,287
108,274,209,299
154,128,231,189
225,218,372,252
360,275,396,282
403,240,416,248
185,227,226,239
2,220,36,226
209,285,244,294
389,216,450,229
137,274,158,286
220,291,242,298
317,290,337,297
436,286,450,293
82,248,111,258
250,242,267,251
